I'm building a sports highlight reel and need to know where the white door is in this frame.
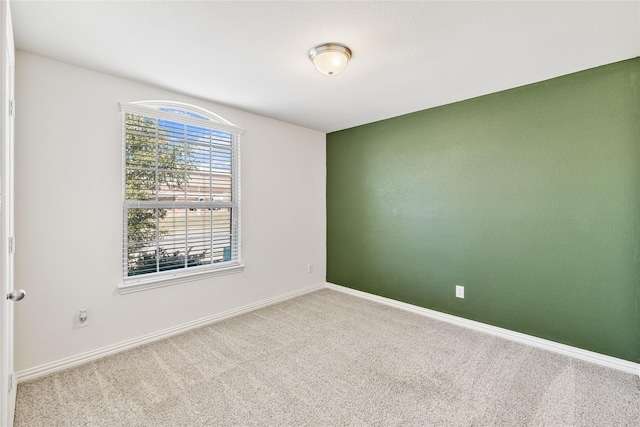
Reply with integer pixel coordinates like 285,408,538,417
1,2,21,426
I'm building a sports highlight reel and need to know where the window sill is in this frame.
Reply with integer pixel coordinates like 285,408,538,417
119,263,245,294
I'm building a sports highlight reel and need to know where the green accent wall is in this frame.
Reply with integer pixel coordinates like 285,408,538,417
327,58,640,363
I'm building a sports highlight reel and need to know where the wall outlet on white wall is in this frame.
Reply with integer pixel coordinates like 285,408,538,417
76,308,89,328
307,263,313,273
456,285,465,299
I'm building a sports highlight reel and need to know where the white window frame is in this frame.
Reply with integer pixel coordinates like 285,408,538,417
119,100,244,294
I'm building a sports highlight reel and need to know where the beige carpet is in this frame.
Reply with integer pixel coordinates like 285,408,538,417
15,289,640,426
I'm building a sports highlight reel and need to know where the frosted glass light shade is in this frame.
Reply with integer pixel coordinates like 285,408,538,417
309,43,352,76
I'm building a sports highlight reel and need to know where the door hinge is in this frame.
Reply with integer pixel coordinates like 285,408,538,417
8,373,13,391
9,100,15,118
9,236,15,254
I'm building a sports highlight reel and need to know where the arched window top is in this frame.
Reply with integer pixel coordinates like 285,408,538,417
132,100,234,125
121,100,244,135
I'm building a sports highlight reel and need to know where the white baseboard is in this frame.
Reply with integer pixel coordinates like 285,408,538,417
17,281,639,382
325,282,640,377
16,283,325,383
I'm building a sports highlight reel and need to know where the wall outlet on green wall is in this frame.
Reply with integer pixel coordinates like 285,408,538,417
456,285,465,299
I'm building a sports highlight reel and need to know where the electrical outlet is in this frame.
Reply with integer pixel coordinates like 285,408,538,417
456,285,465,299
76,308,89,328
307,263,314,273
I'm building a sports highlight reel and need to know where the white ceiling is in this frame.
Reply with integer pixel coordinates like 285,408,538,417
10,1,640,133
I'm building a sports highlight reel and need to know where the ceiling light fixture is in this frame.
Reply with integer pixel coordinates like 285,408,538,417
309,43,352,76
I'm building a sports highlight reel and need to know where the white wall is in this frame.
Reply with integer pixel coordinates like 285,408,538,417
13,52,326,372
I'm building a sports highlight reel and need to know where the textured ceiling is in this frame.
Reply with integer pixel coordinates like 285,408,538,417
10,1,640,133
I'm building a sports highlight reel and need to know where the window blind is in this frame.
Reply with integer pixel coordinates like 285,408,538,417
121,101,242,281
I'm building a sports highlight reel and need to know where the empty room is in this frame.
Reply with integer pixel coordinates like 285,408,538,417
1,1,639,426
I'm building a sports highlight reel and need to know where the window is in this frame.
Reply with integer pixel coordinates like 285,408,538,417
120,101,244,292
